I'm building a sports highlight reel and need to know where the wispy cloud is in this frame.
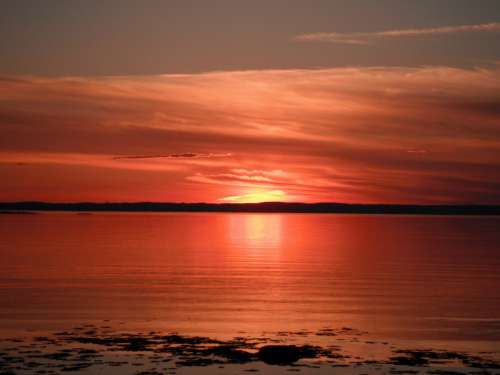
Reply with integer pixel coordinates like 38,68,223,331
295,22,500,44
114,153,231,160
1,65,500,203
187,169,290,188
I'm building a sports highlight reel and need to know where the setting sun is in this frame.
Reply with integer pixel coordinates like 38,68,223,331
218,190,286,203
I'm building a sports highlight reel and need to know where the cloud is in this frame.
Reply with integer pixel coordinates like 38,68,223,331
187,169,291,188
406,149,428,154
295,22,500,44
0,152,186,172
1,65,500,203
113,153,232,160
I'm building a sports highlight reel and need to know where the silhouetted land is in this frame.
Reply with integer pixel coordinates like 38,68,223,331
1,202,499,215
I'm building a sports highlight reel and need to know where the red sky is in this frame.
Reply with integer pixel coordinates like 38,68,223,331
1,1,500,203
1,66,499,203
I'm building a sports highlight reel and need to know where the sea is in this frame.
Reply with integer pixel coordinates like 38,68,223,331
1,212,499,374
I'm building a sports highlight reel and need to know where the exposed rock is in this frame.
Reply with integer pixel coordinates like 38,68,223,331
257,345,321,365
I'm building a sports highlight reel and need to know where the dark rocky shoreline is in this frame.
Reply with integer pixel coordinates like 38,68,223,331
0,325,499,375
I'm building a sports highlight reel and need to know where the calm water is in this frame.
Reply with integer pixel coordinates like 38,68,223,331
1,212,499,351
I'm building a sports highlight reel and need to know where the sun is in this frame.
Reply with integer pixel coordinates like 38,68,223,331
218,190,286,203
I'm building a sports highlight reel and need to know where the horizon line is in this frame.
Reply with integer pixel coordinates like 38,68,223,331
1,200,500,206
1,201,499,216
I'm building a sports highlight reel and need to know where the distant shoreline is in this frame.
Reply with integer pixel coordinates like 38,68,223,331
1,202,499,215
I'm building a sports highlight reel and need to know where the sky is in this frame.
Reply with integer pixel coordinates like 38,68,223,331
0,0,499,203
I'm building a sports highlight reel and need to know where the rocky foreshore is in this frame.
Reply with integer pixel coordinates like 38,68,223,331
0,324,499,375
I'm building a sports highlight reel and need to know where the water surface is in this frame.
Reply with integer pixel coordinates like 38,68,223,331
1,212,499,352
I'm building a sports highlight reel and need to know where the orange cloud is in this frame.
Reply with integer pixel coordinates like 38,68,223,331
113,153,232,160
1,65,499,203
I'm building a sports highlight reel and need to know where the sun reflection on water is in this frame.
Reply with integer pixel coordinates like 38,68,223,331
227,214,283,250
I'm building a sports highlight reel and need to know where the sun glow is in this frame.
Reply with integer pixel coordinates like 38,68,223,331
227,214,283,250
218,190,286,203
